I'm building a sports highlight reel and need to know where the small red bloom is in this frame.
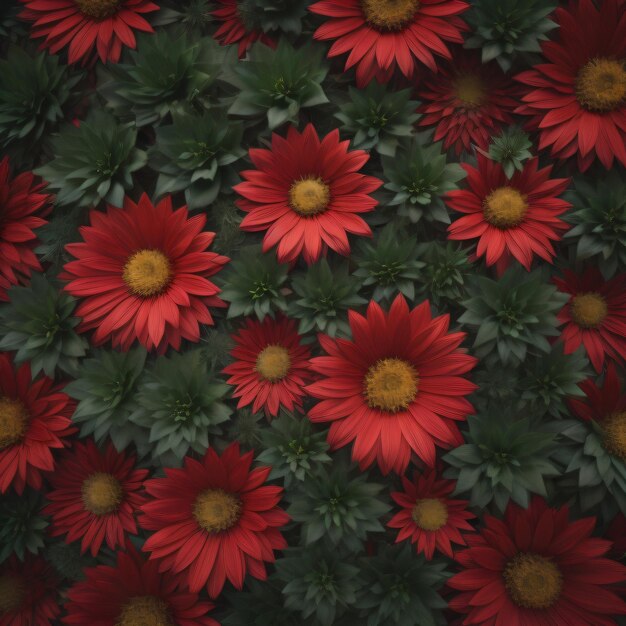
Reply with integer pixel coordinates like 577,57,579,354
0,157,50,302
448,497,626,626
223,315,311,417
388,469,474,560
306,294,477,475
140,442,289,598
446,154,570,272
62,193,229,353
554,268,626,373
235,124,381,265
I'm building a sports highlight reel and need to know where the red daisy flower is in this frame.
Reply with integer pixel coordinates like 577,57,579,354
515,0,626,171
0,157,50,302
446,154,571,273
235,124,381,265
62,193,229,353
388,468,475,560
0,555,60,626
554,268,626,373
306,294,477,475
140,442,289,598
223,315,312,417
44,439,148,557
18,0,159,66
448,497,626,626
64,543,219,626
0,352,74,494
417,51,519,155
310,0,469,86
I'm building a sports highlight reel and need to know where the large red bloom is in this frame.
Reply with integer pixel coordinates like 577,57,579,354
18,0,159,65
62,193,229,353
64,543,219,626
515,0,626,171
448,497,626,626
446,154,571,272
0,353,74,494
235,124,381,265
223,315,312,417
306,294,477,475
0,157,50,302
388,469,475,560
44,439,147,557
140,442,289,598
554,268,626,372
310,0,469,86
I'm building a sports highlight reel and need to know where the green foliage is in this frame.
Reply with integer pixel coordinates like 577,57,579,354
237,0,309,35
481,127,533,178
45,542,97,582
225,409,263,450
0,491,47,563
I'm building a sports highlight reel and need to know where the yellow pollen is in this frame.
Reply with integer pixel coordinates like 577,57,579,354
74,0,122,19
504,553,563,609
0,397,28,450
603,411,626,462
453,74,486,108
483,186,528,228
117,596,173,626
123,249,172,297
81,473,123,516
364,358,418,413
0,575,25,614
570,292,608,329
576,58,626,112
289,177,330,216
360,0,420,30
193,489,241,533
256,345,291,382
412,498,448,531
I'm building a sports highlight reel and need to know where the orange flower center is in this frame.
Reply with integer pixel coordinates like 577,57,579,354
74,0,122,19
289,177,330,216
193,489,241,533
603,411,626,462
360,0,420,30
123,249,172,297
411,498,448,531
117,596,173,626
453,74,486,108
576,58,626,112
0,397,28,450
81,472,123,516
256,345,291,382
364,358,418,412
483,186,528,228
503,553,563,609
570,292,608,328
0,575,25,614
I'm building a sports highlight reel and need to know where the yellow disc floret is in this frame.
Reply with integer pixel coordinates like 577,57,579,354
412,498,449,531
81,472,123,516
193,489,241,533
74,0,122,19
364,358,418,412
483,186,528,228
570,292,608,329
360,0,420,30
0,397,28,450
576,58,626,112
123,249,172,297
289,177,331,216
256,345,291,382
503,553,563,609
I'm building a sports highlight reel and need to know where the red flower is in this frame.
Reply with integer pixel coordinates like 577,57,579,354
388,469,475,560
18,0,159,66
140,442,289,598
310,0,469,86
417,52,519,155
0,353,74,494
44,439,147,557
554,268,626,372
448,497,626,626
63,543,219,626
0,157,50,302
446,154,570,272
0,556,60,626
515,0,626,171
235,124,381,265
306,294,477,475
62,193,229,353
223,315,312,417
607,513,626,559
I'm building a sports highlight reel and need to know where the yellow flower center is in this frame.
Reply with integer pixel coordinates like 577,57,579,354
117,596,173,626
123,249,172,297
504,553,563,609
364,358,418,413
603,411,626,462
0,575,25,614
74,0,122,19
453,74,486,108
360,0,420,30
289,177,330,216
483,186,528,228
570,292,608,329
0,397,28,450
576,58,626,112
81,472,123,516
411,498,448,531
256,345,291,382
193,489,241,533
